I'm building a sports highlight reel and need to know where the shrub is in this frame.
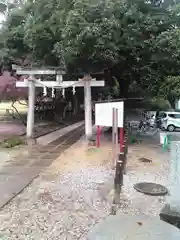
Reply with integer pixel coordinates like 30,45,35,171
1,136,24,148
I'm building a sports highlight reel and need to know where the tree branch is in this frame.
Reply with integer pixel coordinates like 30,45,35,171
11,100,26,125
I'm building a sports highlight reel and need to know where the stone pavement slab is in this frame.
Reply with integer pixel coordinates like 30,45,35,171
88,215,180,240
0,123,85,209
36,120,84,145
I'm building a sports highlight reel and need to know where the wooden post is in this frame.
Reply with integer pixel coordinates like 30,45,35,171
123,121,129,174
84,78,92,140
113,152,124,205
118,152,125,186
27,76,35,138
122,144,128,174
96,126,101,148
115,109,118,154
112,108,122,209
112,108,118,168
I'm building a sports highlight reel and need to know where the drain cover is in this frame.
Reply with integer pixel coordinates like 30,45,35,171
134,182,168,196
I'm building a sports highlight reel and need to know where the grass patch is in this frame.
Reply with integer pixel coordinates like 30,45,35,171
87,147,99,153
0,136,25,148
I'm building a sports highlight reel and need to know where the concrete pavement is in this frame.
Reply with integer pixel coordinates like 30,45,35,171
0,122,84,209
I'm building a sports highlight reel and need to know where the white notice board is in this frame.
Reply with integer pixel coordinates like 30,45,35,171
95,101,124,128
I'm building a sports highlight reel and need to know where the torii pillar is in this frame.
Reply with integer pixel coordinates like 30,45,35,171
58,74,105,140
14,66,65,140
83,76,93,140
26,75,36,138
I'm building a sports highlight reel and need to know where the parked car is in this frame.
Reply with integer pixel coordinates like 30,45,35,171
158,111,180,131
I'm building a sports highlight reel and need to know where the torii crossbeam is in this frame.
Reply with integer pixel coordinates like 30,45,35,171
14,66,105,140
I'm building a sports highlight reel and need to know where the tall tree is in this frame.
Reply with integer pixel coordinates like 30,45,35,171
1,0,180,97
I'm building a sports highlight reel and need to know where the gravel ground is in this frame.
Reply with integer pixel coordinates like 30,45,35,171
116,144,170,216
0,137,170,240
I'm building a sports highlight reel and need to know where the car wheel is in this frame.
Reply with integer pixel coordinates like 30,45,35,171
167,124,175,132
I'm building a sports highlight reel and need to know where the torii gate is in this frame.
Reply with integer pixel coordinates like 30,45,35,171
14,66,105,140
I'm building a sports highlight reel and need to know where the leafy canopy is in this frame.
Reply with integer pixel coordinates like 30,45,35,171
1,0,180,98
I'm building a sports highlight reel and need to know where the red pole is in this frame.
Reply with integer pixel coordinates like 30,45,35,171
96,126,101,148
119,127,123,152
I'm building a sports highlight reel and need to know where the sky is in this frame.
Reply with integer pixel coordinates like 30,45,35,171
0,14,5,25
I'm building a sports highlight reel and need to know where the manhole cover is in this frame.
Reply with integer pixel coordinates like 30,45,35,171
134,182,168,196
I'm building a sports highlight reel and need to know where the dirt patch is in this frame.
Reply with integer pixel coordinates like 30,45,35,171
127,145,167,169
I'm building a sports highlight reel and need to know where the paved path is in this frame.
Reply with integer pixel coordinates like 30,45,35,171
88,215,180,240
0,122,25,136
0,122,84,209
37,121,84,145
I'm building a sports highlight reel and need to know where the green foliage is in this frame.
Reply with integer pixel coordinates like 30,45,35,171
1,0,180,98
0,136,24,148
142,97,172,110
0,3,7,13
159,75,180,101
151,97,172,110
